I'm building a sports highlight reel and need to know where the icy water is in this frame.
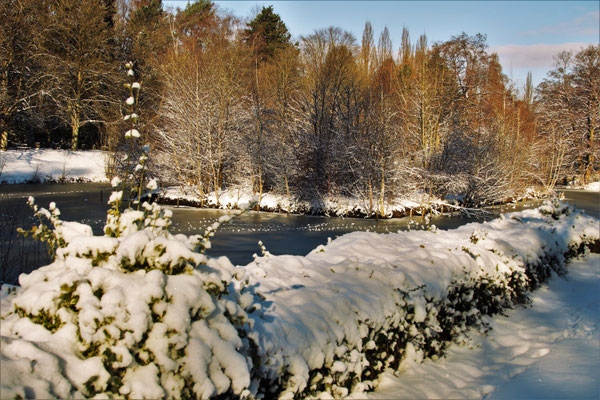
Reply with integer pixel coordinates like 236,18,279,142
558,189,600,219
1,183,598,283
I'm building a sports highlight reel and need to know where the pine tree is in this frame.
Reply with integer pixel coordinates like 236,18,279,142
244,5,292,61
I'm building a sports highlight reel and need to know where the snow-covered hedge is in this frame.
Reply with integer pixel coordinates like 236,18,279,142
1,200,598,398
238,200,598,398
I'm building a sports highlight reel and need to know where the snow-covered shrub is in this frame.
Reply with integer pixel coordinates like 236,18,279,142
17,198,65,259
1,185,270,399
538,197,571,220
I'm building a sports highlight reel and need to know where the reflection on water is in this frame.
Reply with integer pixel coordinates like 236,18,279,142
1,183,598,283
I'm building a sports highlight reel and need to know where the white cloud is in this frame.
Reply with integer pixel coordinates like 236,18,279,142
491,42,590,69
520,11,600,37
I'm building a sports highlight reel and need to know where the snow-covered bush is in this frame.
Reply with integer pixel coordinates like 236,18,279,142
239,200,599,398
2,194,267,398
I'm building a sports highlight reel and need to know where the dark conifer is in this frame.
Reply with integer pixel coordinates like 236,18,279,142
244,6,292,60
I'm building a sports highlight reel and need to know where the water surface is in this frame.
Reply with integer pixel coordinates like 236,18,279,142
2,183,598,283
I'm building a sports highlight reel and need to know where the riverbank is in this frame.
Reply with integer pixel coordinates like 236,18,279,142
0,149,588,219
157,184,546,219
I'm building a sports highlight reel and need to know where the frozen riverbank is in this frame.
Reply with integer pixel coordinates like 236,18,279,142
0,149,555,218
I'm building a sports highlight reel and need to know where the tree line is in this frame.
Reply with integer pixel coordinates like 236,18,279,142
1,0,598,209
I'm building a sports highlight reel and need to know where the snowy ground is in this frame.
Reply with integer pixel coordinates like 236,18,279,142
584,181,600,192
368,253,600,399
0,149,108,183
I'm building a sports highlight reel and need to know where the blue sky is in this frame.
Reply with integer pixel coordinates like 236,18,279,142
163,1,599,87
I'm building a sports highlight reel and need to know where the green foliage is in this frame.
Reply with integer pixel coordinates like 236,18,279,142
244,5,292,60
17,198,65,260
14,306,63,333
130,0,164,25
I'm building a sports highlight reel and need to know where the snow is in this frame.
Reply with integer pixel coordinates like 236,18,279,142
0,199,598,398
0,149,108,183
124,129,140,138
584,181,600,192
160,185,451,218
367,253,600,399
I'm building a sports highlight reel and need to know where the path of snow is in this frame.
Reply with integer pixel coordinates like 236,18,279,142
0,150,108,183
367,253,600,399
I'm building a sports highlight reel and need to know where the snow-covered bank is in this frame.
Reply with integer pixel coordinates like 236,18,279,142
159,185,446,218
0,149,108,183
0,200,598,398
0,150,544,218
584,181,600,192
564,181,600,192
159,185,544,219
368,253,600,399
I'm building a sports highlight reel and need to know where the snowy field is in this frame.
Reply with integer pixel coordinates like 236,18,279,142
369,253,600,399
0,149,108,183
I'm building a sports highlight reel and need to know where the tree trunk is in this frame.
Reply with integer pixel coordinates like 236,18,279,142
584,120,595,184
379,156,385,217
368,177,373,216
71,110,80,151
1,129,7,151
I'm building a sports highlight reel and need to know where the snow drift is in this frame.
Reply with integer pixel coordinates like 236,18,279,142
0,199,598,398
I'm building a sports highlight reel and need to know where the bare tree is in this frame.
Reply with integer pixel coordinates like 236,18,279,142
0,0,45,149
34,0,120,150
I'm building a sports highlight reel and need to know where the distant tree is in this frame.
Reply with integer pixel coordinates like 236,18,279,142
125,0,170,121
299,27,357,199
176,0,216,42
155,9,249,204
259,46,302,200
571,45,599,183
537,45,599,185
524,71,534,105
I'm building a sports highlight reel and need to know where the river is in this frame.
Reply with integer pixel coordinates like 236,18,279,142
1,183,598,284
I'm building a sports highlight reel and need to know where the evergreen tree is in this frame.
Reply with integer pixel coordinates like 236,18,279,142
244,5,292,60
177,0,216,39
